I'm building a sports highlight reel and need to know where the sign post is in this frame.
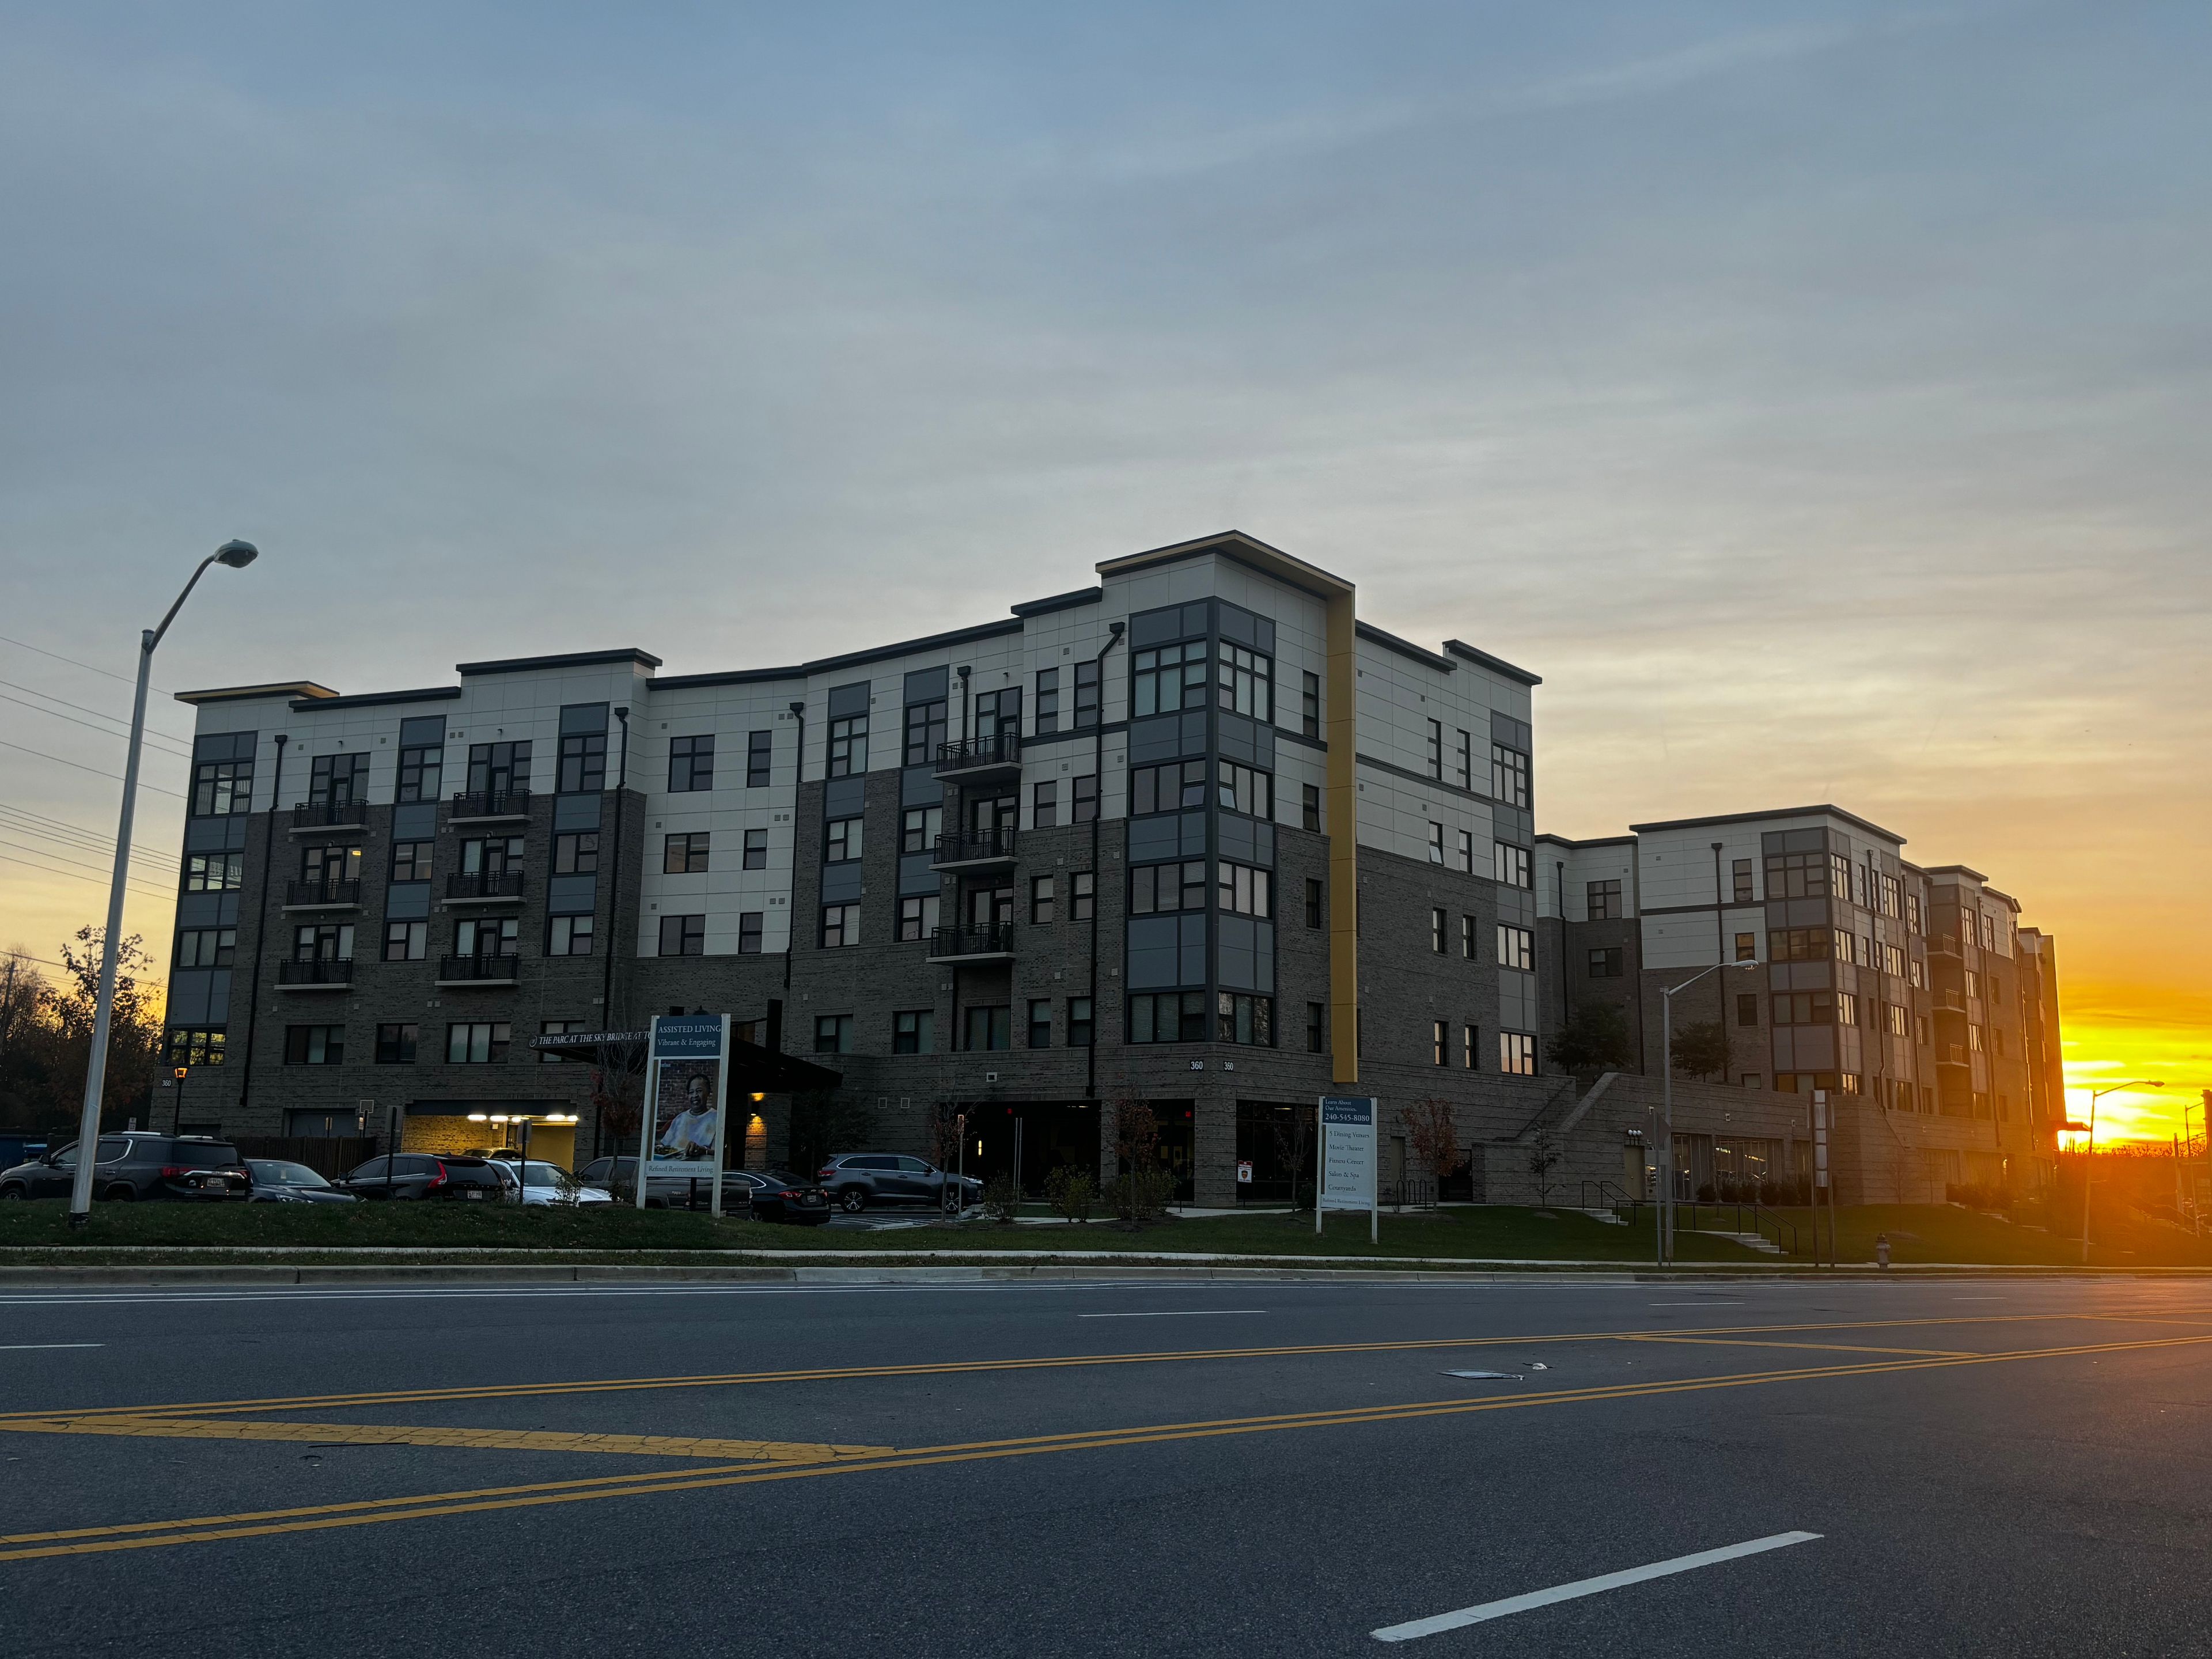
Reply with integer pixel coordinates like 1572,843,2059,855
1319,1096,1380,1244
639,1014,730,1219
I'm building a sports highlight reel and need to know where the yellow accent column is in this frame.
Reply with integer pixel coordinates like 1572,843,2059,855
1325,589,1359,1083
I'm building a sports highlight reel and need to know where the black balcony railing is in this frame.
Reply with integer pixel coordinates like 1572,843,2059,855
930,828,1017,866
277,959,354,986
291,800,367,830
926,924,1014,960
446,870,527,901
283,878,361,908
437,954,520,982
934,734,1021,774
448,788,532,821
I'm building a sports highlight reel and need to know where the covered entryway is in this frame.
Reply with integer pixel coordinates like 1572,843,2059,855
961,1101,1100,1196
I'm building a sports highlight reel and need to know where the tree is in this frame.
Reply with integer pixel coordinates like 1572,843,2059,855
1527,1130,1562,1209
1108,1099,1170,1229
1271,1105,1316,1210
785,1089,876,1177
1546,1001,1636,1074
1399,1097,1461,1188
1670,1019,1730,1082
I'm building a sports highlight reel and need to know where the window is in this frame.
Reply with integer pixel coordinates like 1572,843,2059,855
1732,858,1755,903
458,835,524,878
892,1010,935,1054
1069,997,1094,1047
1456,730,1474,791
814,1016,853,1055
901,806,942,854
660,914,706,956
1830,851,1853,903
668,734,714,792
1885,1002,1911,1037
1907,893,1923,934
1494,842,1533,889
1879,872,1902,918
1461,915,1477,958
308,752,368,806
375,1023,418,1064
1427,719,1444,780
284,1025,344,1065
1839,991,1862,1028
1130,990,1209,1043
1074,661,1100,729
1433,1020,1448,1065
902,700,946,766
747,729,774,787
1732,931,1758,963
1586,879,1622,920
1427,823,1445,865
536,1020,588,1063
1073,774,1098,823
1497,924,1535,971
1464,1025,1479,1069
1499,1032,1537,1075
1910,957,1926,990
1302,783,1321,833
548,914,594,956
743,828,769,870
1031,876,1056,925
1737,993,1759,1028
1130,860,1208,914
1217,863,1270,917
1219,763,1272,818
1131,759,1207,815
454,916,517,957
1302,671,1320,738
301,843,361,886
557,732,605,794
1035,669,1060,734
1835,929,1858,964
1768,930,1838,965
820,903,860,948
1028,999,1053,1047
968,884,1014,929
1305,878,1324,929
1764,850,1829,899
293,922,354,961
825,816,863,863
974,687,1021,742
738,913,763,954
384,921,427,961
662,832,710,874
192,756,253,817
1032,781,1057,828
1071,872,1095,921
899,895,941,941
1218,643,1273,719
1215,993,1273,1046
1132,641,1209,717
1490,743,1530,809
1431,908,1448,954
1455,830,1474,873
828,713,867,778
964,1005,1012,1051
185,854,244,892
1968,1023,1984,1053
166,1028,226,1067
1306,1002,1326,1054
1772,992,1838,1025
467,740,530,797
1588,947,1623,978
175,927,236,969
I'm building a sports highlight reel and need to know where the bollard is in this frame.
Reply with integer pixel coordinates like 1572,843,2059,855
1876,1233,1891,1270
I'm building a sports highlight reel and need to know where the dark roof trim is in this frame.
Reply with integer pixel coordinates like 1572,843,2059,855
173,681,340,707
1921,862,1992,883
1355,622,1455,675
1535,832,1635,848
1443,639,1543,687
1099,531,1353,603
290,685,463,713
1010,586,1103,618
798,617,1024,678
653,666,806,691
456,647,662,677
1628,804,1906,844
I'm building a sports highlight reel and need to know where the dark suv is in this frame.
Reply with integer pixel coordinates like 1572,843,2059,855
337,1153,511,1200
817,1153,982,1214
0,1133,247,1203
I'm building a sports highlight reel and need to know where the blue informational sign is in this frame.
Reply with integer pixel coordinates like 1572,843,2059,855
1320,1094,1378,1227
652,1016,728,1059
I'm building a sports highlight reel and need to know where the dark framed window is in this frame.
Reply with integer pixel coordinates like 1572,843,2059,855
1072,773,1098,823
1030,876,1055,925
284,1025,344,1065
1499,1032,1537,1075
828,713,868,777
1432,908,1448,954
1218,643,1272,720
1035,669,1060,735
1732,858,1755,903
1464,1025,1479,1069
902,806,942,853
165,1028,227,1067
893,1010,934,1054
1131,642,1209,717
1028,999,1052,1048
1071,872,1094,921
1427,719,1444,780
1306,1002,1326,1054
548,914,594,956
558,732,606,794
1494,842,1533,889
1586,879,1622,920
825,817,863,863
743,828,768,869
396,744,442,804
738,912,763,954
1069,997,1094,1047
746,730,773,787
1456,730,1472,791
1490,743,1531,809
392,840,434,881
1215,992,1272,1046
1433,1021,1448,1066
175,927,236,969
293,921,354,962
1129,990,1209,1043
975,688,1021,742
384,921,427,961
458,835,523,877
554,832,597,874
1734,931,1758,963
1032,781,1056,828
191,757,253,817
454,916,517,957
1587,947,1623,978
308,752,368,806
659,914,705,956
899,895,940,941
902,700,946,767
185,853,244,892
1461,914,1476,959
1305,878,1324,929
1497,924,1535,971
1737,993,1760,1028
813,1015,852,1055
1302,671,1320,738
467,741,530,796
1074,660,1100,729
1130,860,1207,915
1427,824,1445,865
820,903,860,948
1302,783,1320,833
964,1005,1012,1051
668,734,714,792
374,1023,418,1064
1130,760,1207,815
1218,762,1271,819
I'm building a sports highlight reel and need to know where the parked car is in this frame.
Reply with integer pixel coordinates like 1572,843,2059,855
725,1169,833,1225
497,1160,614,1207
577,1156,729,1209
0,1132,247,1203
817,1153,982,1214
336,1153,510,1201
245,1160,358,1204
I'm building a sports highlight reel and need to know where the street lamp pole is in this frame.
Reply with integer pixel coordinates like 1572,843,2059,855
2078,1078,2163,1266
68,540,259,1225
1658,958,1762,1266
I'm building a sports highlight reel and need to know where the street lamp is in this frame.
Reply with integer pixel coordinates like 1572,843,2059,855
68,540,259,1225
2077,1078,2164,1266
1657,957,1763,1265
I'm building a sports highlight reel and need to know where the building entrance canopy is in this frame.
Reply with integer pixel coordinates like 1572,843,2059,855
528,1029,843,1094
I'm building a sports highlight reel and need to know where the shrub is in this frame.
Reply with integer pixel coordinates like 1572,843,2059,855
1044,1165,1094,1224
1105,1168,1174,1229
982,1173,1024,1225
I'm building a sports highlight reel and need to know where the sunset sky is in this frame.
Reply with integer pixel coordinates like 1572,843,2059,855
1,3,2203,1140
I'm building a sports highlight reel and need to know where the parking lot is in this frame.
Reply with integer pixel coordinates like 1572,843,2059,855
5,1273,2211,1656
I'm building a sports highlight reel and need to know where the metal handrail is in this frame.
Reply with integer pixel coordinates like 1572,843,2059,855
934,734,1021,772
446,870,527,899
930,828,1016,864
436,954,520,981
1619,1196,1802,1256
283,878,361,906
276,959,353,985
1579,1178,1632,1211
448,788,532,820
926,925,1013,958
290,801,366,828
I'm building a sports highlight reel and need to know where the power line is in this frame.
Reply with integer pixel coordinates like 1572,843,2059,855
0,806,182,873
0,738,187,797
0,826,180,885
0,676,196,745
0,634,171,695
0,833,177,892
0,691,196,761
0,801,183,861
0,851,176,906
0,840,176,903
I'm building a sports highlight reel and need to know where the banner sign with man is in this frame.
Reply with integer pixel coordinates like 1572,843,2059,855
638,1013,730,1213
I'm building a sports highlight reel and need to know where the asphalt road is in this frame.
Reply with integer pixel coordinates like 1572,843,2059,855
4,1273,2210,1657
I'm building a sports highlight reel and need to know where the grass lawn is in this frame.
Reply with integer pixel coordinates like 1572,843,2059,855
1763,1203,2212,1268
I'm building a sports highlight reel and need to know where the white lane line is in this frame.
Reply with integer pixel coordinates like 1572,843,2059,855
0,1343,104,1351
1078,1309,1267,1319
1373,1531,1821,1642
1648,1301,1743,1307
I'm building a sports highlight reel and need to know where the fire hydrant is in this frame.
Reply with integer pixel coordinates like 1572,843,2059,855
1876,1233,1891,1270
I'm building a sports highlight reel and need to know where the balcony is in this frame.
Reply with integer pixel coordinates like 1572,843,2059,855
282,878,361,911
448,788,532,824
926,924,1016,964
446,870,527,904
290,800,366,834
1931,933,1963,958
929,828,1017,873
436,954,520,986
276,959,353,990
1938,1043,1969,1067
933,734,1021,783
